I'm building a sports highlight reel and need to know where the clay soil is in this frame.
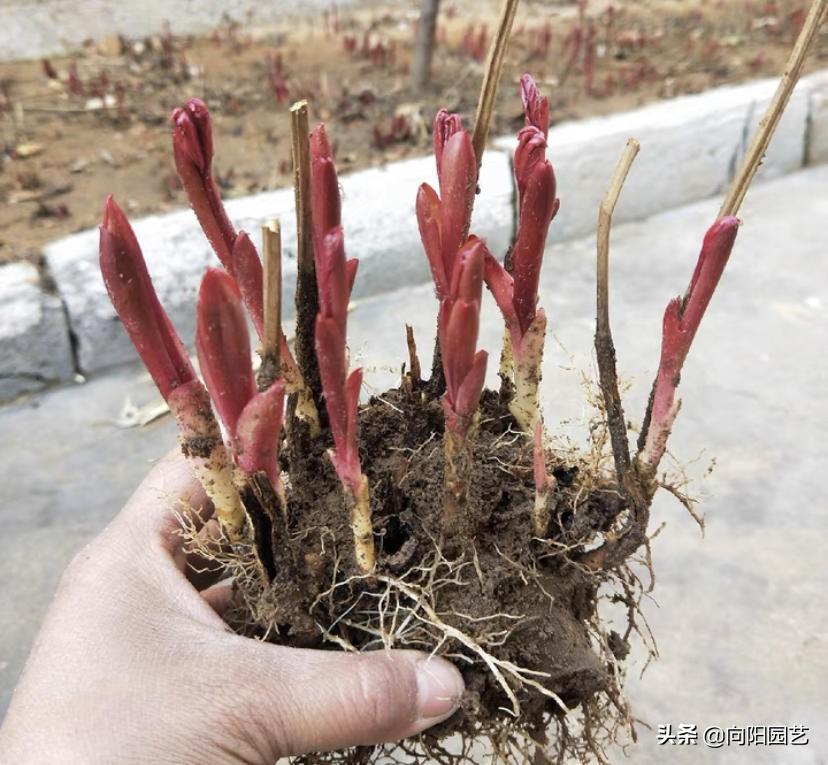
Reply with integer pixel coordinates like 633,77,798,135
0,0,823,268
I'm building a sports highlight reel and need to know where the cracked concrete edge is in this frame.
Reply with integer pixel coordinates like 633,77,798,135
1,72,827,402
0,262,75,400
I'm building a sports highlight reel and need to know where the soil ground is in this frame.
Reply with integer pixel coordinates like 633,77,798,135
0,0,823,267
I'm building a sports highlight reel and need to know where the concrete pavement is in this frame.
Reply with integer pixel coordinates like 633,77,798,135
2,164,827,762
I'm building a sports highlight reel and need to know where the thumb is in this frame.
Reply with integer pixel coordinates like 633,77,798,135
213,637,464,760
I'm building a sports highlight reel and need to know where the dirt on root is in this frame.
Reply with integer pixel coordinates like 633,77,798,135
197,378,643,764
1,0,824,269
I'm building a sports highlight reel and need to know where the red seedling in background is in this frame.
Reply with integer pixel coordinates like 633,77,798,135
67,61,83,96
460,24,488,62
527,22,553,60
266,52,289,104
41,59,58,80
372,114,414,150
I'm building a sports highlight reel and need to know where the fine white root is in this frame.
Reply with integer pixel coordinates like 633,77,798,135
318,567,572,719
174,499,638,765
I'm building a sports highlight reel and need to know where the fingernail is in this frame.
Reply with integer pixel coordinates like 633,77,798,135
415,656,464,721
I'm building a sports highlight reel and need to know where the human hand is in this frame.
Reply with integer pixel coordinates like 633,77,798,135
0,451,463,764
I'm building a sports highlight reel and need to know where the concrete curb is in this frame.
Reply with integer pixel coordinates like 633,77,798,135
2,72,827,400
0,263,74,398
43,149,513,374
494,77,811,242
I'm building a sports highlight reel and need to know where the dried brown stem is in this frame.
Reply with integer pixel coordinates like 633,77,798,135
291,100,322,408
406,324,422,384
595,138,638,482
471,0,520,168
428,329,445,397
412,0,441,92
719,0,827,217
258,219,282,391
578,139,656,572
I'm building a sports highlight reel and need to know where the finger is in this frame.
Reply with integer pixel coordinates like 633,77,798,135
119,448,213,565
200,577,235,616
212,641,464,760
